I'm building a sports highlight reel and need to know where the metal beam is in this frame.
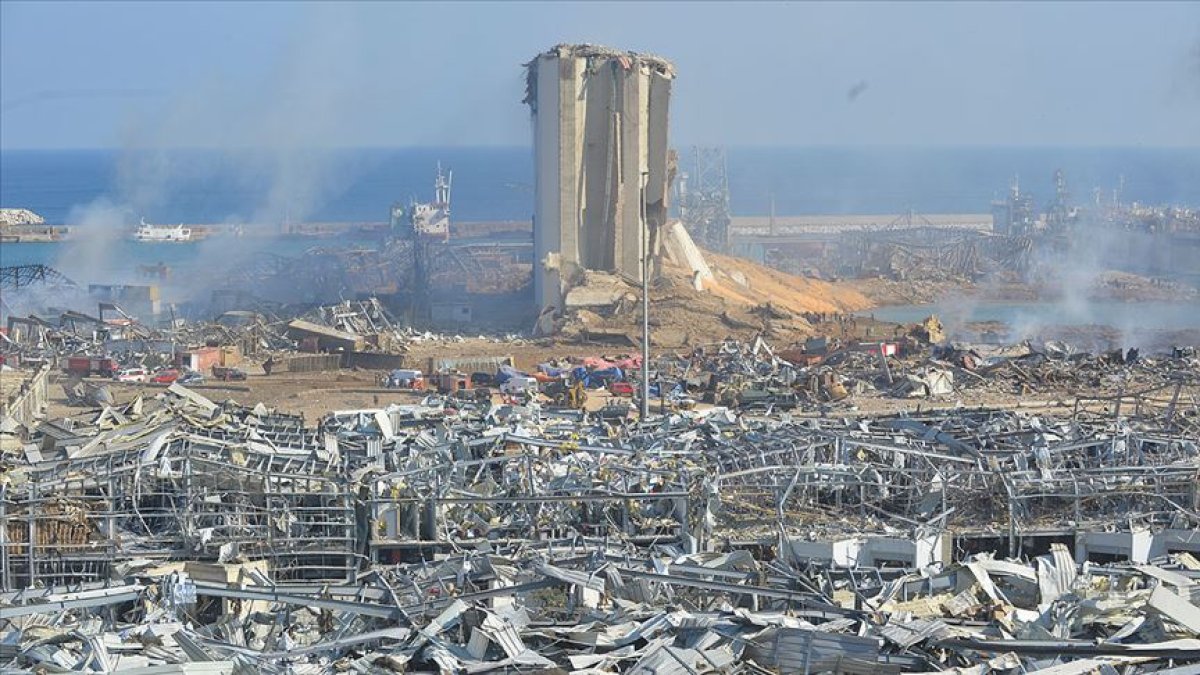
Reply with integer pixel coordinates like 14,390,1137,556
0,584,144,619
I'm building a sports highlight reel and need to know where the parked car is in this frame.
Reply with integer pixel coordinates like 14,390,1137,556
738,387,799,411
178,371,205,385
449,387,487,405
114,367,148,383
607,381,636,397
211,366,248,381
597,401,633,421
151,368,180,384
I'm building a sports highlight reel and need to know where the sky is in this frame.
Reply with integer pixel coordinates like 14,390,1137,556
2,1,1199,150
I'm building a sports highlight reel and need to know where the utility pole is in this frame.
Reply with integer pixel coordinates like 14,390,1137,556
640,172,651,421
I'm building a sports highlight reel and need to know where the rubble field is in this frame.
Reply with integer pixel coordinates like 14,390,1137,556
3,324,1200,674
3,281,1200,674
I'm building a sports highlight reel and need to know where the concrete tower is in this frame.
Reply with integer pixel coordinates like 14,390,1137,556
524,44,676,317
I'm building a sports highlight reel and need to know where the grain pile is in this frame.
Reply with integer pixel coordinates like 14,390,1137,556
557,248,873,347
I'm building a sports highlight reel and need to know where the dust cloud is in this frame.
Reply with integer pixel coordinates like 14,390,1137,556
53,5,372,310
56,199,128,285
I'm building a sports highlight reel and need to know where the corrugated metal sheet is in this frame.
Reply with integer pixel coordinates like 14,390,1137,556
278,354,342,373
878,618,951,649
538,562,606,592
1038,542,1080,606
429,355,513,375
482,612,526,659
745,627,892,675
114,664,237,675
626,639,695,675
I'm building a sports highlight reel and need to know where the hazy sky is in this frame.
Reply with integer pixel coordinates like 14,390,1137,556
2,1,1198,150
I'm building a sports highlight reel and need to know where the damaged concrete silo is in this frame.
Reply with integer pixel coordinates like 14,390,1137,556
524,44,676,321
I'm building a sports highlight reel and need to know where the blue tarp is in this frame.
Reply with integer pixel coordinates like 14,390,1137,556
573,366,624,388
495,365,530,385
538,363,567,378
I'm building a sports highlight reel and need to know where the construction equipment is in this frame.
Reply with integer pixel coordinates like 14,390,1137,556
544,379,587,410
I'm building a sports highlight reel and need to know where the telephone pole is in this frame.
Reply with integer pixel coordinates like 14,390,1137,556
640,171,651,421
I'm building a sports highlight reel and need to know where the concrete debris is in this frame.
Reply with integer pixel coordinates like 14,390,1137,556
0,334,1197,673
3,287,1199,673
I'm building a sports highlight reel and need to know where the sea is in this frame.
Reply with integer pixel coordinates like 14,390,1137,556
2,146,1199,281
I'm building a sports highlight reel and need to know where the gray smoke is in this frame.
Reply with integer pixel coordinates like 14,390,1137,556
54,5,370,308
56,199,130,286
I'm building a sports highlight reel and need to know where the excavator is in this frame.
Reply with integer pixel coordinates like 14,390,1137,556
543,379,587,410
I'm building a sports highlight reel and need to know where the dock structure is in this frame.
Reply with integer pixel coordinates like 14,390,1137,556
730,211,994,240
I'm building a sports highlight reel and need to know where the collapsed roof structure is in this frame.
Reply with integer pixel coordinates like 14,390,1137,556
2,354,1199,672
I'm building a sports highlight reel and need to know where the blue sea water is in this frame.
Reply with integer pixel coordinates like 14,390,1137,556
0,147,535,225
3,146,1199,225
2,146,1199,279
725,146,1200,216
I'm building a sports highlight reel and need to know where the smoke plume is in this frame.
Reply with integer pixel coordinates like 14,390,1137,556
53,5,371,310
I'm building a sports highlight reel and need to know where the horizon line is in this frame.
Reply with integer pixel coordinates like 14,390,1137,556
4,143,1200,153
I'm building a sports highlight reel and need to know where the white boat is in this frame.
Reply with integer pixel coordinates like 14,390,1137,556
134,218,193,242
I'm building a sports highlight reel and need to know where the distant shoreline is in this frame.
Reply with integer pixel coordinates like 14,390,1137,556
0,220,533,244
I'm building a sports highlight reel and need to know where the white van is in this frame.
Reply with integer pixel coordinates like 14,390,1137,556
114,367,148,383
499,376,538,395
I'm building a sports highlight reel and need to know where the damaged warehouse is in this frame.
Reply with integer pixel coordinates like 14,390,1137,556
2,352,1200,672
1,28,1200,675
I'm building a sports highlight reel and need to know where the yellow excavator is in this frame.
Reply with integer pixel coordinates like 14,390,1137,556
546,380,587,410
566,380,587,410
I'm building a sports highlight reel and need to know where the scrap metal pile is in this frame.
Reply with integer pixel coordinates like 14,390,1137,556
759,228,1035,283
3,372,1199,673
216,240,418,305
664,334,1200,437
1,295,428,397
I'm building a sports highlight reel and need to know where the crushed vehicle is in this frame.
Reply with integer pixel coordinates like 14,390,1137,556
210,365,248,381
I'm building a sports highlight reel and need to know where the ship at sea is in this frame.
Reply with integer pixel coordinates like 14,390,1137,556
133,218,194,243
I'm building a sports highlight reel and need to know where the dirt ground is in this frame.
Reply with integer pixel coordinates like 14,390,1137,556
37,257,1196,422
45,343,644,420
46,370,409,421
47,363,1112,425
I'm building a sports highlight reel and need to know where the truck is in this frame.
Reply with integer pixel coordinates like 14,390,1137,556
63,356,118,378
384,369,425,390
435,370,470,394
607,381,635,397
738,387,799,412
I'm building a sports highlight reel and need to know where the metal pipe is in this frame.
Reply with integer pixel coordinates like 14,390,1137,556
640,171,651,421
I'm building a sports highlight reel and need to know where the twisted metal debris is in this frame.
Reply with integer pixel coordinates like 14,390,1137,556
2,368,1198,673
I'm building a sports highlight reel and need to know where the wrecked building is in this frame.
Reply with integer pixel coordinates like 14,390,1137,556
525,44,676,317
2,366,1200,673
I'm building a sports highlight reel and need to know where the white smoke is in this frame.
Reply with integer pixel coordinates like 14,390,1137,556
52,5,373,310
58,198,130,284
